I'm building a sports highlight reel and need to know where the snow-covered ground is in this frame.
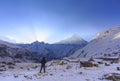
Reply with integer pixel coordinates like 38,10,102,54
0,60,120,81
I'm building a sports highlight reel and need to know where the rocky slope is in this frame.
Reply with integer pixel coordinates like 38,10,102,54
0,40,37,63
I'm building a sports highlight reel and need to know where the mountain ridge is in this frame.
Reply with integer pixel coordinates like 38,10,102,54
70,27,120,59
18,35,87,61
0,40,38,63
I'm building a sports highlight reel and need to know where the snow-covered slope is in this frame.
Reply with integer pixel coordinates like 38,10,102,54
71,27,120,58
18,36,87,61
0,40,37,63
56,34,88,45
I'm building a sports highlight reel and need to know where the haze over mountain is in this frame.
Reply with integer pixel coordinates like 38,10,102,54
71,27,120,58
18,35,87,61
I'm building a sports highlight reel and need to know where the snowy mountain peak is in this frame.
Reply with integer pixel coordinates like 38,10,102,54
56,34,88,45
70,34,83,40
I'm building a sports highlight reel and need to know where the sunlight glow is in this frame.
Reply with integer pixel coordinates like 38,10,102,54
3,26,53,43
35,30,52,42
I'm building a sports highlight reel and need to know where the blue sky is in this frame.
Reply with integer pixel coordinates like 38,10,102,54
0,0,120,43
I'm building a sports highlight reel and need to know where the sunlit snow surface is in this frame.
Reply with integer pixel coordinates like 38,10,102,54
0,61,120,81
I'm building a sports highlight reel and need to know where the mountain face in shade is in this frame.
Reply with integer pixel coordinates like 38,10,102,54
18,35,87,61
71,27,120,58
0,40,37,63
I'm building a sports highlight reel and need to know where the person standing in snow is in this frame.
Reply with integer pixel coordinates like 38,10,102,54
40,57,46,73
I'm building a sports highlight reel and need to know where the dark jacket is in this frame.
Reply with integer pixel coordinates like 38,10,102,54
41,57,46,65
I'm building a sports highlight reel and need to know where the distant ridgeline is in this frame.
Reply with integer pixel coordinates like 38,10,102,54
17,35,87,61
18,40,87,61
